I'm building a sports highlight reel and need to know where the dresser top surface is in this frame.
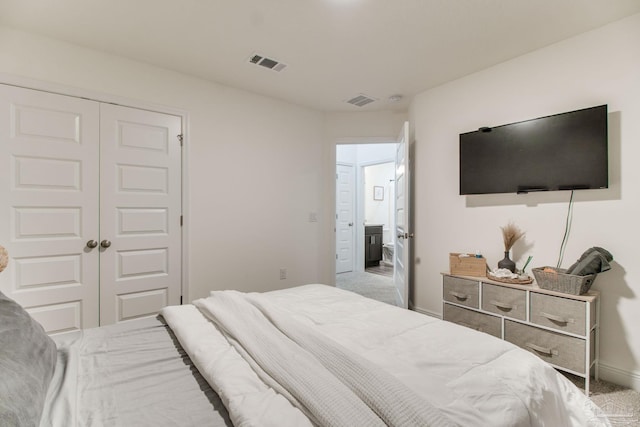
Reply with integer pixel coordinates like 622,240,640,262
442,273,599,302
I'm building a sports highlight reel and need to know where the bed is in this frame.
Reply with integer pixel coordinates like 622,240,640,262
0,289,231,427
1,285,609,427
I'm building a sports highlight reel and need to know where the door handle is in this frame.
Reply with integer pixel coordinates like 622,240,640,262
397,233,415,239
100,240,112,249
86,240,98,249
348,223,353,226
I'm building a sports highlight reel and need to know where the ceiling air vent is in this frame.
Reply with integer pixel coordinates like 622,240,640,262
249,53,287,72
346,94,376,107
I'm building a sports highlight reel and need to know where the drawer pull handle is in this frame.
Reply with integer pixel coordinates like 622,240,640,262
449,291,468,301
526,342,559,356
490,300,513,311
540,311,573,324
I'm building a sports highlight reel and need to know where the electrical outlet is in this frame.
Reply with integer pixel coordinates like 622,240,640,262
309,212,318,222
279,268,287,280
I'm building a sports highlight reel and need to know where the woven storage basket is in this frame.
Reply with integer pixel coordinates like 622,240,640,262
531,266,596,295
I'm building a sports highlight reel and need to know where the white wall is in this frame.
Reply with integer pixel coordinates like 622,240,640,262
410,13,640,388
0,25,331,300
326,111,407,141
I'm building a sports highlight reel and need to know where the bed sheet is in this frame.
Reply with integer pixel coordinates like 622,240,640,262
40,316,232,427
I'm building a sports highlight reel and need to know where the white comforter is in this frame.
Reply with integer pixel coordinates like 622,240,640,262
161,284,608,427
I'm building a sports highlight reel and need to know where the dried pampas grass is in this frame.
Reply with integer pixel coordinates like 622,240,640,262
0,245,7,273
501,222,525,251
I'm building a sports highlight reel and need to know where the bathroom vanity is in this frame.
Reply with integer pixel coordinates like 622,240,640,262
364,225,383,266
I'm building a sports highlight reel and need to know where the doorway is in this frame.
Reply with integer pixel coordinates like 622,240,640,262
335,142,399,306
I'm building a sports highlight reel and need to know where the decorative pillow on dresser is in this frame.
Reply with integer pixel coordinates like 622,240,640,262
0,290,57,427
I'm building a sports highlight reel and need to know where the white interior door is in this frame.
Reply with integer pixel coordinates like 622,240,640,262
0,84,100,333
99,104,182,324
336,163,355,274
393,121,411,309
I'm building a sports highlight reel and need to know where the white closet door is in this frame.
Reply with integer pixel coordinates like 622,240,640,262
99,104,182,324
0,84,100,333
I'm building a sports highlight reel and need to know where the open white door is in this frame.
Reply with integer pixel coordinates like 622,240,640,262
393,122,411,309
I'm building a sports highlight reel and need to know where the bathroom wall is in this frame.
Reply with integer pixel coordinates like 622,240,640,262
364,161,395,244
336,142,398,272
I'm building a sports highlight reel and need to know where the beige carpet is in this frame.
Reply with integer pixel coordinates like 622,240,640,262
565,374,640,426
336,271,399,306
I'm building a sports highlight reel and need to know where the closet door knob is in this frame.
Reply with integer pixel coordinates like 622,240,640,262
100,240,112,248
86,240,98,249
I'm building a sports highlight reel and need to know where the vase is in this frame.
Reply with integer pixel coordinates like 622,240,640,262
498,251,516,273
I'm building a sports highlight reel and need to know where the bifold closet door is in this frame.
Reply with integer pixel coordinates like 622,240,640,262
98,104,182,325
0,84,100,333
0,84,183,332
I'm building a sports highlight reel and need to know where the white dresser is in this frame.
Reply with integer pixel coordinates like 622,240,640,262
442,273,600,394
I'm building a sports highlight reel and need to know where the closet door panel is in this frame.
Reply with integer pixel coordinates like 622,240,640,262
99,104,182,324
0,84,100,333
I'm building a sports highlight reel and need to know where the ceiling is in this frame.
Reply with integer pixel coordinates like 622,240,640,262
1,0,639,112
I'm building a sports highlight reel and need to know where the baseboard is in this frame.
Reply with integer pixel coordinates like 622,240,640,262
410,305,441,319
598,362,640,391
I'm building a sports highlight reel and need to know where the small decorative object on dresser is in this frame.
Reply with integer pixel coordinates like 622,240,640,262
497,252,516,273
0,244,7,273
449,252,487,277
487,268,533,285
498,222,525,273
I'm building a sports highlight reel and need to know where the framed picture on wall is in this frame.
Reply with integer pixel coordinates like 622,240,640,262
374,186,384,201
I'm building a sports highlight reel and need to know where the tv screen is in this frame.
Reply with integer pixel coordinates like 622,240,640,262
459,105,608,195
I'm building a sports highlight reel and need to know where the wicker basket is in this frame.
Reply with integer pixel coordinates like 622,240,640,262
531,266,596,295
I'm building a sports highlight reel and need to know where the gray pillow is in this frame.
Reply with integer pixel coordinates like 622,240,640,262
0,290,57,427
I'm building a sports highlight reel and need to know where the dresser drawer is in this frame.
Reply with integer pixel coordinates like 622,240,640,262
443,276,479,309
530,293,593,336
443,304,501,338
481,283,526,321
505,320,589,374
